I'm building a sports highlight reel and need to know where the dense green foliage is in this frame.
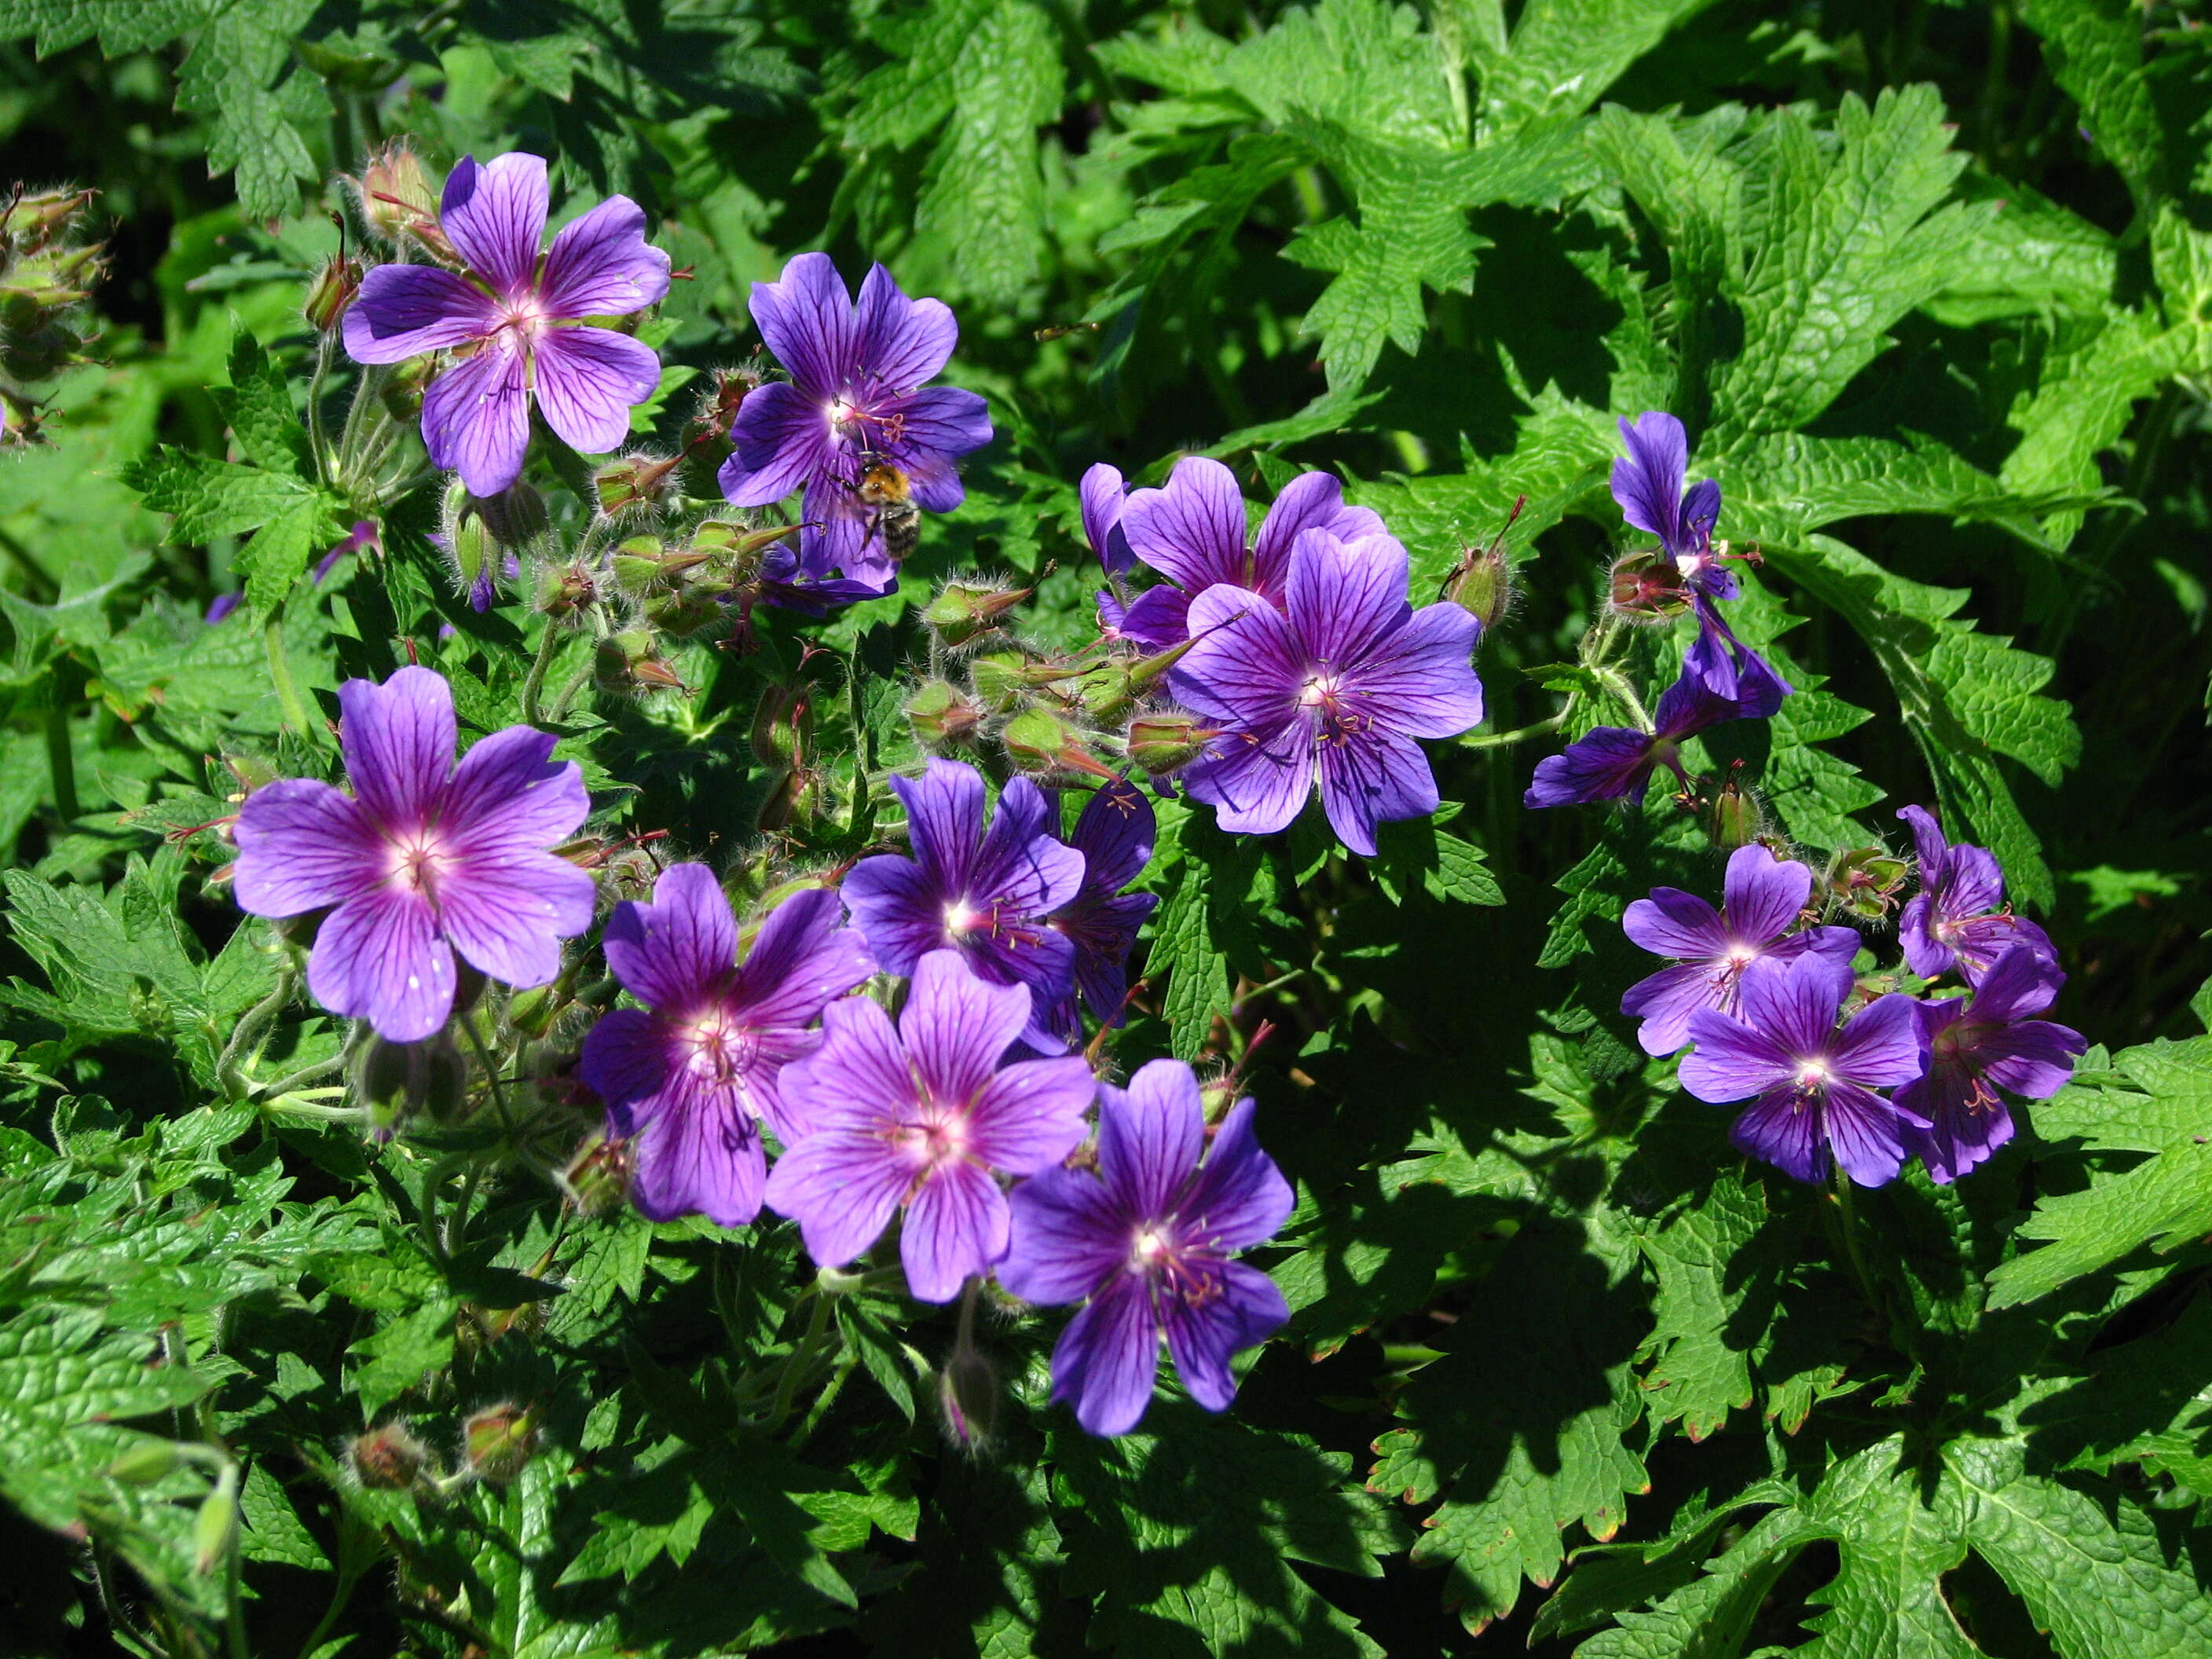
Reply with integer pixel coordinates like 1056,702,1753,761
0,2,2209,1655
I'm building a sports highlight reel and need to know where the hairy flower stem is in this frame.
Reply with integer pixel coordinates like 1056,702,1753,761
218,957,301,1100
1463,712,1567,749
306,332,336,487
768,1277,840,1431
1826,1166,1885,1331
519,621,564,728
266,610,320,741
333,362,392,489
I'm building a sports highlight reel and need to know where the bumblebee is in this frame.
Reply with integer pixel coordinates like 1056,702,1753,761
856,457,921,565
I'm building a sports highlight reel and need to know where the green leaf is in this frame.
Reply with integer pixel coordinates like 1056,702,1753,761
1796,1440,1978,1659
1710,88,1987,445
910,0,1062,307
1371,1227,1649,1634
1152,844,1228,1063
1946,1437,2212,1659
1055,1405,1408,1657
238,496,334,613
1986,1038,2212,1307
214,328,310,479
122,446,323,540
1475,0,1718,137
1764,534,2078,908
2020,0,2166,210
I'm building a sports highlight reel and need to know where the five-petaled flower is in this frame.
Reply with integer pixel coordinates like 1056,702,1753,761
1679,953,1927,1187
231,665,595,1042
1898,943,2084,1184
343,153,671,498
1621,844,1861,1057
1043,778,1159,1042
1115,456,1382,650
1897,805,2056,985
579,869,874,1227
840,759,1086,1050
1167,528,1484,856
717,253,992,591
1000,1057,1292,1437
766,950,1096,1302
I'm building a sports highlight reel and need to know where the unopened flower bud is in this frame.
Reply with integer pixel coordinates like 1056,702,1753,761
937,1346,1000,1456
357,145,449,258
1445,544,1513,631
0,185,94,258
348,1423,433,1490
1198,1072,1243,1122
507,961,577,1041
749,684,811,769
0,294,87,382
1824,844,1910,924
1002,707,1107,779
1703,767,1766,851
968,653,1027,707
594,452,680,516
595,629,686,697
1607,552,1692,621
304,253,361,332
192,1470,240,1576
1126,712,1214,777
558,1132,634,1217
536,559,599,621
107,1440,183,1485
923,580,1030,648
907,679,982,749
462,1403,540,1485
382,353,435,423
354,1033,467,1138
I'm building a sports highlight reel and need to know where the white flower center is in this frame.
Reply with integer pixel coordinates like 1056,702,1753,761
1795,1059,1830,1089
943,899,982,937
1299,672,1340,709
1130,1228,1169,1271
895,1110,970,1170
386,831,452,902
1724,944,1758,969
683,1013,758,1086
826,397,859,434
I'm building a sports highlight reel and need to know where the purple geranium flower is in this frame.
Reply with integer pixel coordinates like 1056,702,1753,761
1613,412,1730,599
1525,670,1742,809
1117,457,1383,650
231,665,594,1042
717,254,992,590
1045,778,1159,1040
1897,805,2056,984
1898,943,2084,1184
765,950,1095,1302
1167,529,1484,856
1000,1058,1292,1437
578,869,874,1227
1621,844,1861,1057
1680,954,1927,1187
841,759,1086,1049
343,154,671,498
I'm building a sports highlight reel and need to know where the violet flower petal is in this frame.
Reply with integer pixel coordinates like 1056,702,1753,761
533,325,662,456
342,264,500,364
440,153,550,298
539,194,672,317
